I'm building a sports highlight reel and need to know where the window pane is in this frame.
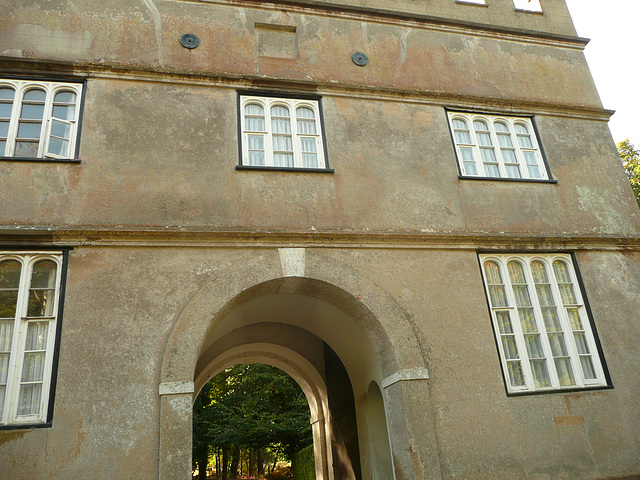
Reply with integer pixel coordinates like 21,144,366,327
20,103,45,120
271,106,290,118
27,290,55,317
23,90,46,102
245,116,265,132
21,351,46,382
507,361,525,387
54,91,76,104
31,261,57,289
473,120,488,131
47,137,69,157
496,311,513,334
25,321,48,351
517,134,533,149
555,358,575,386
300,137,317,153
272,117,291,134
494,122,508,133
52,105,75,121
501,336,519,359
0,321,13,352
14,141,39,157
0,121,9,137
0,292,18,319
245,104,264,116
484,163,500,178
501,149,517,163
519,309,537,333
477,133,492,147
17,383,42,416
0,260,21,288
452,119,467,130
17,122,42,139
0,88,14,101
296,107,317,135
505,165,521,178
573,332,589,355
497,134,513,148
567,308,583,330
0,354,8,382
0,104,12,118
273,153,293,168
454,130,471,144
484,261,502,284
580,356,596,379
248,150,265,166
530,359,550,388
272,134,293,152
480,148,497,163
51,120,72,140
28,260,57,317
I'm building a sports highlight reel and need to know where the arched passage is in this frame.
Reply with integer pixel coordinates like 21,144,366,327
158,250,441,480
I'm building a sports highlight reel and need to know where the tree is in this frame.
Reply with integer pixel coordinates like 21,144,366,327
193,364,313,478
617,139,640,208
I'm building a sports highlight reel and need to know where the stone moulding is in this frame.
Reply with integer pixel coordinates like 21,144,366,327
0,226,638,251
0,57,614,121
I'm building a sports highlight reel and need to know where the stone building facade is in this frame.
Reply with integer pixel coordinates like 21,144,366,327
1,0,639,479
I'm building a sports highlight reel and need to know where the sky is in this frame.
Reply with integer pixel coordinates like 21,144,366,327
565,0,640,147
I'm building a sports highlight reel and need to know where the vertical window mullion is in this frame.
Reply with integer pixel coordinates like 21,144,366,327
4,85,24,157
510,119,529,179
264,102,274,167
524,260,562,388
501,260,535,391
548,259,584,386
6,255,31,422
291,101,302,168
469,128,485,177
38,86,54,158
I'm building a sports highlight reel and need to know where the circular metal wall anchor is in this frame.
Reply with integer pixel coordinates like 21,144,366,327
180,34,200,49
351,51,368,66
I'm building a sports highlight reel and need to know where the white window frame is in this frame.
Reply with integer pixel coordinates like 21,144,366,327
0,79,83,160
480,253,608,394
447,112,549,180
513,0,542,13
239,95,328,169
0,252,63,426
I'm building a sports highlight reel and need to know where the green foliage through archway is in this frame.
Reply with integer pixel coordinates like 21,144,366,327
193,363,313,479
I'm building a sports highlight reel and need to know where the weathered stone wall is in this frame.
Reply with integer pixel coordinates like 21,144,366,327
1,1,639,480
0,247,638,479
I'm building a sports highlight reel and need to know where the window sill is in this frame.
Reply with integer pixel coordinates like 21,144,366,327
459,175,557,184
0,157,81,164
236,165,334,173
506,384,612,397
0,422,52,431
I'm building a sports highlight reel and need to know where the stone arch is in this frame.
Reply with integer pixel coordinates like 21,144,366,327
157,249,440,480
160,249,427,385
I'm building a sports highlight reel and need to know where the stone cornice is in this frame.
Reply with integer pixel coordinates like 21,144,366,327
0,226,638,251
0,57,614,122
173,0,589,49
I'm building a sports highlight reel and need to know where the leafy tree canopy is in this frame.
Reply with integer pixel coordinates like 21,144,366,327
617,139,640,208
193,363,313,463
